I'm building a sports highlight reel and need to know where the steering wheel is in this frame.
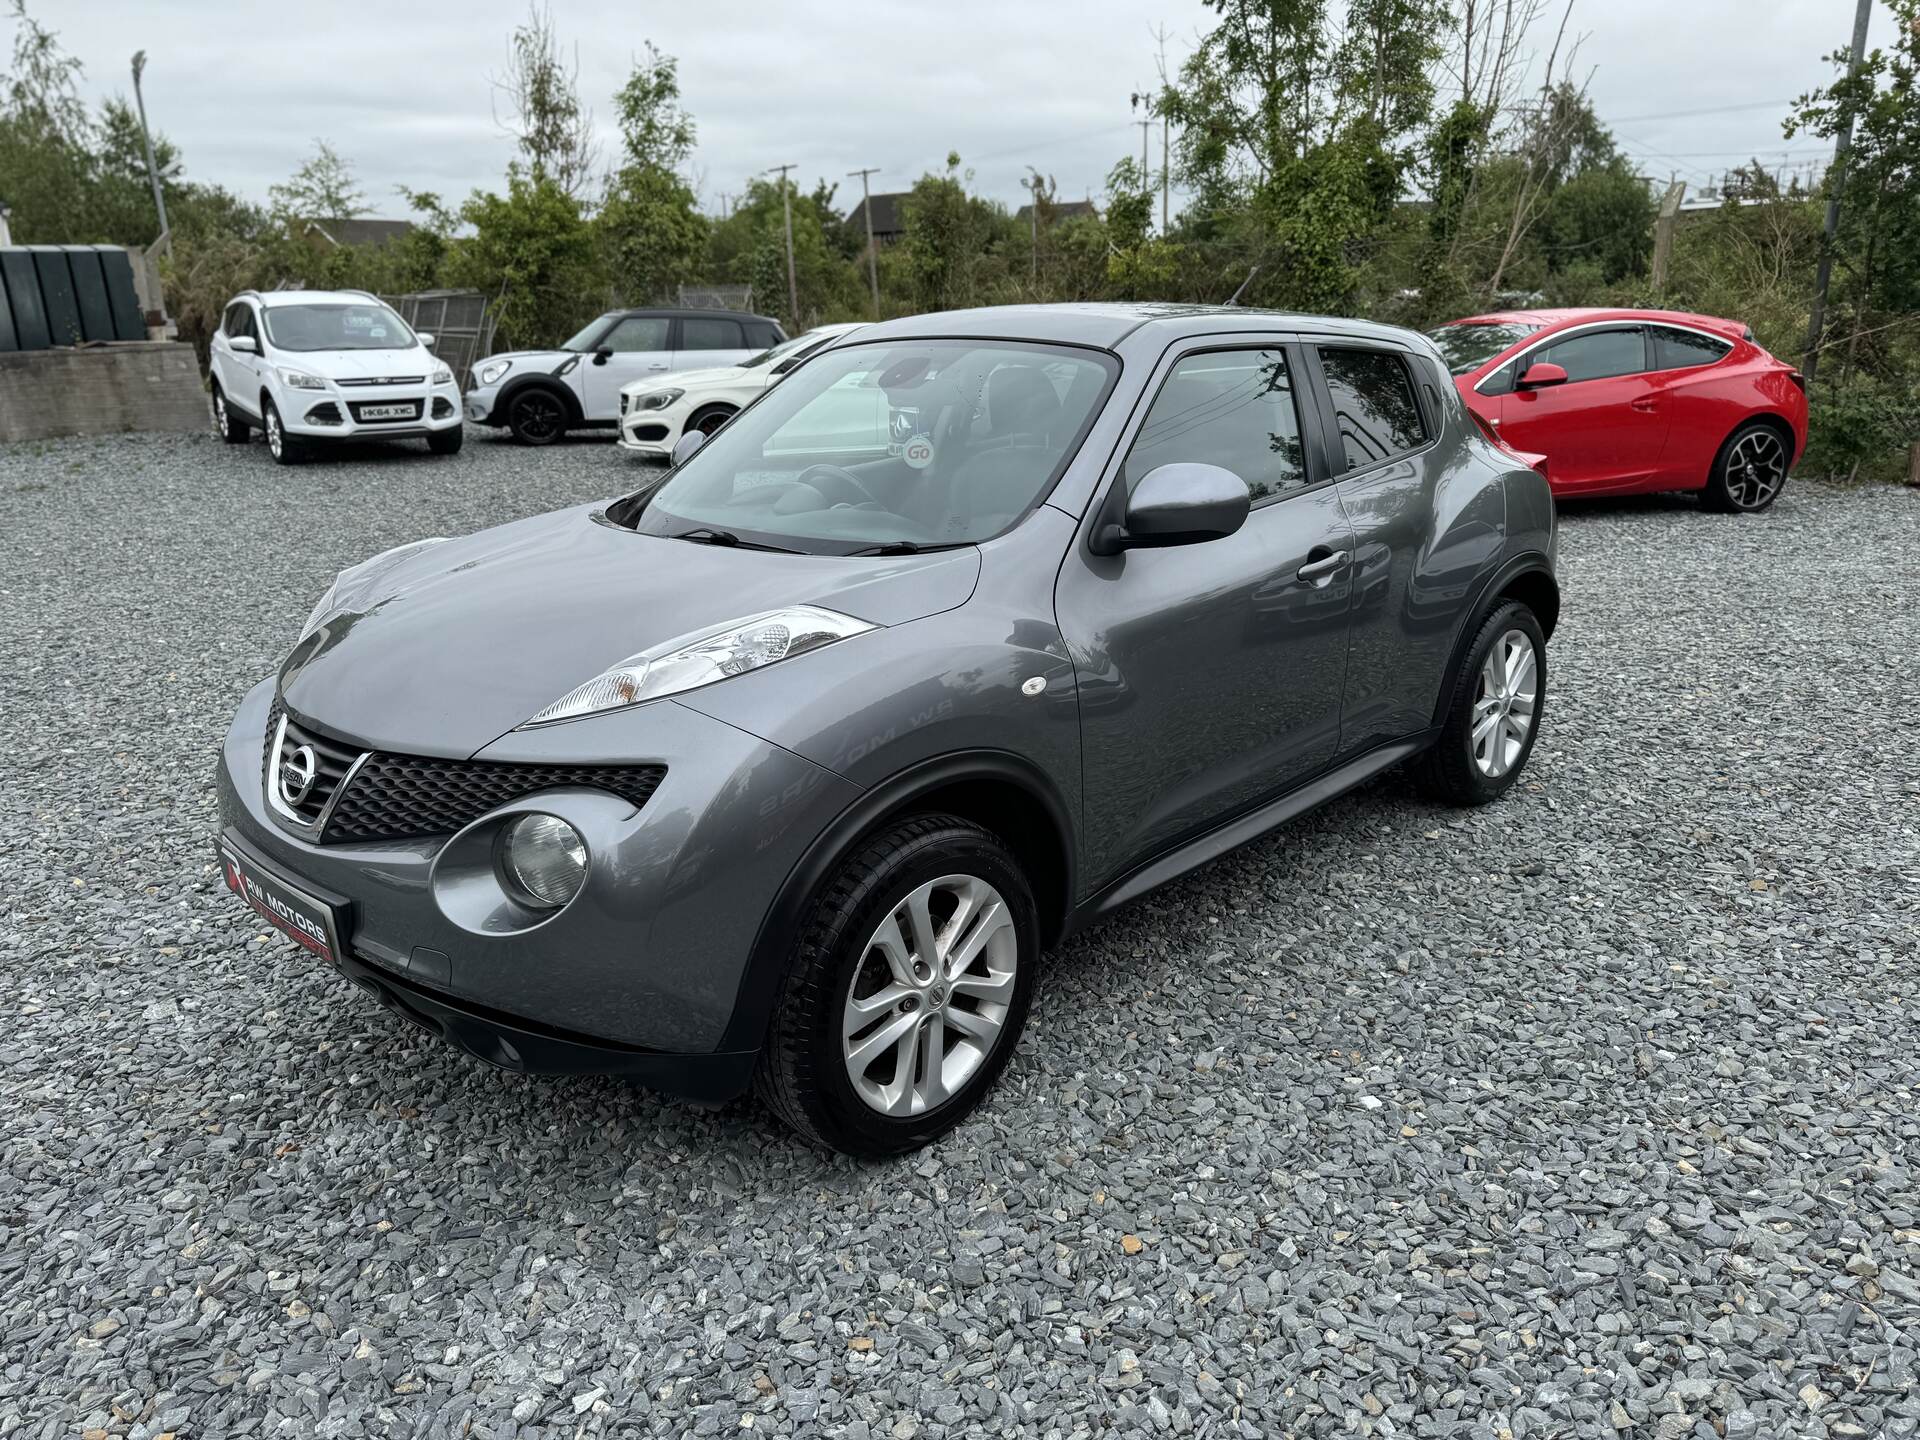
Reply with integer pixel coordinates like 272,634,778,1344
794,462,884,509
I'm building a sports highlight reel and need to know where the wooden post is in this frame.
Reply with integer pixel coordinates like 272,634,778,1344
1908,441,1920,488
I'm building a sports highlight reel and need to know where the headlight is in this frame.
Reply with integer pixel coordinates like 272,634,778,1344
632,388,684,412
521,606,875,726
498,814,587,908
279,369,326,390
299,536,450,640
431,364,453,386
477,359,512,385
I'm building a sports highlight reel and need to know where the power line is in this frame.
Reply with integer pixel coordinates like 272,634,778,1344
1607,97,1797,124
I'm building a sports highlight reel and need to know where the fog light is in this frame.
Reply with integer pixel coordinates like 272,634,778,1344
499,814,587,908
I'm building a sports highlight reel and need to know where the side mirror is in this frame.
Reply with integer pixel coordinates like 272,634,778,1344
592,346,613,367
229,335,258,355
417,332,436,349
1517,361,1568,389
1090,462,1251,555
669,429,706,468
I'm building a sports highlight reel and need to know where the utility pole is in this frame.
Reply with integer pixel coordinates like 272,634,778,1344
767,164,799,331
1136,119,1152,182
1022,168,1041,285
1161,116,1169,234
1803,0,1873,381
848,165,882,318
129,51,172,262
1650,178,1685,291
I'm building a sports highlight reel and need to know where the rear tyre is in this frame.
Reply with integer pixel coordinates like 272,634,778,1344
755,815,1037,1155
1413,600,1546,807
427,424,464,456
211,386,249,443
1702,421,1790,513
507,387,568,446
262,399,301,466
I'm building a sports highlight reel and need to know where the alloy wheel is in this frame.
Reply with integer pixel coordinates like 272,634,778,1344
265,407,283,458
514,393,563,443
1470,629,1538,779
695,409,732,436
841,873,1018,1117
1723,430,1787,510
212,392,228,439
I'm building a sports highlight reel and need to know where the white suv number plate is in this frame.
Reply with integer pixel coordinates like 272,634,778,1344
360,403,416,420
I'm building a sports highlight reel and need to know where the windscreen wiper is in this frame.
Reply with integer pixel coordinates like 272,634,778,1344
844,540,966,556
667,527,801,554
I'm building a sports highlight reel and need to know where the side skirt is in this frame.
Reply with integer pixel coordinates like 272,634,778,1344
1069,731,1436,932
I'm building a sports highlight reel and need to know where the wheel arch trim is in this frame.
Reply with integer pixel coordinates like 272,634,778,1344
1430,553,1559,728
716,749,1077,1055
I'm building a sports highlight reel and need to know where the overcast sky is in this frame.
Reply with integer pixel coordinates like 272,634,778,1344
25,0,1899,223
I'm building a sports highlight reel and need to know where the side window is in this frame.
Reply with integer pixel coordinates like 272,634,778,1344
1124,348,1308,506
746,321,782,348
601,316,670,352
1651,326,1732,371
233,305,257,342
683,317,745,351
1318,347,1428,470
1536,327,1646,383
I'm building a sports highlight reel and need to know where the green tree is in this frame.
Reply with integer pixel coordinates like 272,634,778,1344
267,140,367,224
597,43,706,305
451,169,598,349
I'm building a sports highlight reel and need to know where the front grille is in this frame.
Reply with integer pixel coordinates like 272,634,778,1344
337,375,426,387
348,399,423,424
326,756,666,844
266,703,360,828
260,701,665,844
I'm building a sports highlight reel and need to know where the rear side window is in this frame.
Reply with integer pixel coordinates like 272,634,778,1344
1318,347,1428,470
746,321,783,348
1536,327,1647,383
1652,326,1733,371
682,317,745,350
1124,348,1308,506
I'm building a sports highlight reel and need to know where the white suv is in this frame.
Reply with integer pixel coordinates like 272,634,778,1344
463,308,785,445
208,290,463,465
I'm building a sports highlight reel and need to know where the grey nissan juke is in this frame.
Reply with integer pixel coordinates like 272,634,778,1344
216,302,1558,1154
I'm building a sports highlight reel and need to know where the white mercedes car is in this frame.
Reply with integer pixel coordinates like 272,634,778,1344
617,323,866,460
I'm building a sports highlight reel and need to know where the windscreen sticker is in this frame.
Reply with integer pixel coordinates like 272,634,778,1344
901,435,935,470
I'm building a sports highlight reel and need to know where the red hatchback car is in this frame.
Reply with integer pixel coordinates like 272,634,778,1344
1429,308,1808,512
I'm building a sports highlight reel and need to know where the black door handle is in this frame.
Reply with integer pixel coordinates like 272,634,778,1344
1297,547,1350,583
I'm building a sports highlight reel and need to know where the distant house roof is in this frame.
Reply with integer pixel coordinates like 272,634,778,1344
1015,198,1099,224
845,192,909,241
304,217,415,248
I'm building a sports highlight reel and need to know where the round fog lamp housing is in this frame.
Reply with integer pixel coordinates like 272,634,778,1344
499,814,587,909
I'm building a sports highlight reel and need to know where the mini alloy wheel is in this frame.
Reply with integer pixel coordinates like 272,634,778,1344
510,391,566,446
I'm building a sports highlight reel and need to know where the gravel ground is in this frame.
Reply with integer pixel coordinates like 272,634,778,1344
3,426,1918,1440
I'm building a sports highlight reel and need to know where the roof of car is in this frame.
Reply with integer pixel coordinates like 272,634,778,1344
252,289,387,308
1451,306,1745,337
850,302,1423,350
610,307,780,322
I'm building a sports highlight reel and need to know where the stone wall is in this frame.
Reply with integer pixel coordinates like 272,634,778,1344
0,341,204,442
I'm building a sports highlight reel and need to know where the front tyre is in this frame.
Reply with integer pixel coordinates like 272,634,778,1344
262,399,301,466
1413,600,1546,807
1702,421,1790,513
756,815,1038,1155
427,424,464,456
507,388,567,446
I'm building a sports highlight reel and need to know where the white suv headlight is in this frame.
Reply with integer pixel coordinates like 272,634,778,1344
521,607,875,726
299,537,450,640
431,364,453,386
476,359,513,385
279,368,326,390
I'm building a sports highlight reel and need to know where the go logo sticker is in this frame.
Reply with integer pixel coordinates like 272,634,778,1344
902,435,935,470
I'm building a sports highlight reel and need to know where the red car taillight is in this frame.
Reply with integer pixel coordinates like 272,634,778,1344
1467,406,1550,482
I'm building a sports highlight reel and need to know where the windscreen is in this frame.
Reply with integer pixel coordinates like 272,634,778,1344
628,339,1117,555
263,303,416,352
1427,321,1540,376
